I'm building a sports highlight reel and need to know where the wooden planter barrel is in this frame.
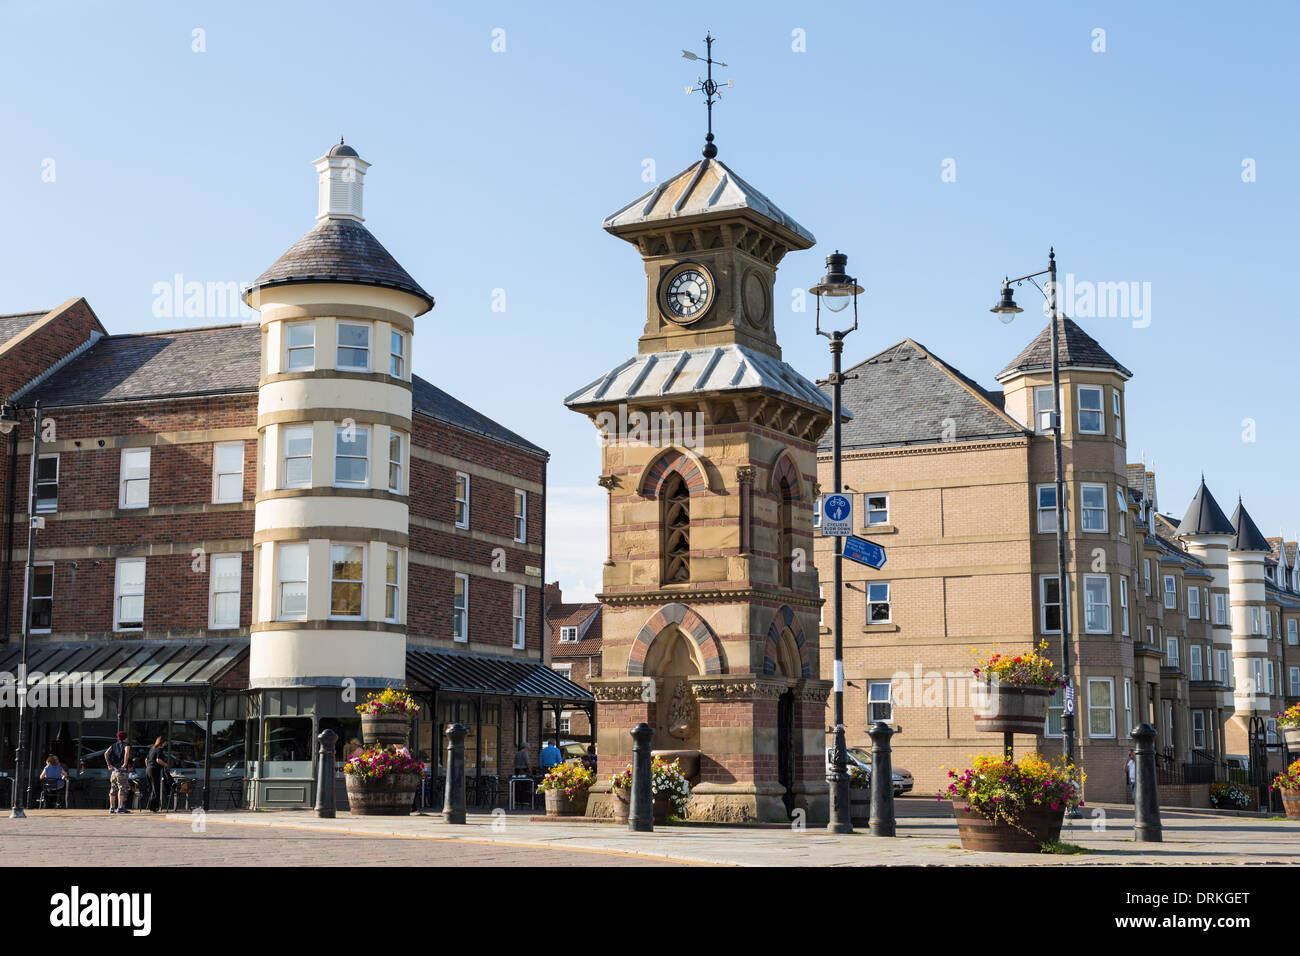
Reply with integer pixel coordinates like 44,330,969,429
1282,726,1300,750
972,683,1053,735
1282,790,1300,820
612,786,630,824
544,789,590,817
950,799,1064,852
849,789,871,826
345,773,420,815
361,714,411,747
652,792,671,824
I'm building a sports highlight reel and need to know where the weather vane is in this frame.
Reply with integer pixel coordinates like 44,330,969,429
683,32,733,159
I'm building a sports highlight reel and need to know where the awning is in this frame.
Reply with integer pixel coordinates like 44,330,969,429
0,640,248,689
405,647,593,703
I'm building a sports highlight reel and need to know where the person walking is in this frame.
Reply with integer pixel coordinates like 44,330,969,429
146,736,169,812
103,731,133,814
1125,750,1136,803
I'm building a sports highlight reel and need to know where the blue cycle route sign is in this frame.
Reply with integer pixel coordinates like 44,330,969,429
842,535,887,570
819,493,853,536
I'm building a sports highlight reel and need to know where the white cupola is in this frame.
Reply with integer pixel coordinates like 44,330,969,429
312,139,370,222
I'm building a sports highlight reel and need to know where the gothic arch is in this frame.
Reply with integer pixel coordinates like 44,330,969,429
769,449,804,501
626,602,725,676
762,605,811,678
638,446,709,498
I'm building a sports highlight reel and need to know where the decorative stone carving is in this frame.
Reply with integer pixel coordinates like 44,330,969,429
597,474,619,491
666,680,697,741
589,679,653,703
688,674,791,702
736,465,757,485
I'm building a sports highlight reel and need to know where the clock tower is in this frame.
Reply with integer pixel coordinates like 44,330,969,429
566,149,836,823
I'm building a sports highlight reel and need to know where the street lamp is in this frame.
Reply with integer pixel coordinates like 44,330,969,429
3,399,42,819
811,251,864,834
989,249,1080,786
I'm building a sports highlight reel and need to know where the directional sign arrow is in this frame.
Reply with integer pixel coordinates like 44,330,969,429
842,535,887,570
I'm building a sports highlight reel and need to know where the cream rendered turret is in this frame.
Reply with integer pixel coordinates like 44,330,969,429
1175,479,1238,752
1227,499,1272,734
242,142,434,807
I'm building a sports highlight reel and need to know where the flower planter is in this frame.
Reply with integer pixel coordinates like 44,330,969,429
972,683,1053,735
361,715,410,747
1282,790,1300,820
653,792,670,824
544,789,590,817
849,790,871,826
612,786,630,824
1282,726,1300,750
345,773,420,815
950,798,1064,852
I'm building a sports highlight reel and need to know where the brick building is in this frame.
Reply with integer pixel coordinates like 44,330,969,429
543,581,601,742
0,143,589,809
815,320,1299,806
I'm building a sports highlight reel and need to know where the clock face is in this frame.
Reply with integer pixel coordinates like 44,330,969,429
661,265,713,324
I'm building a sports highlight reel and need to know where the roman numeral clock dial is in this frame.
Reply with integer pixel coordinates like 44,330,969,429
660,263,714,324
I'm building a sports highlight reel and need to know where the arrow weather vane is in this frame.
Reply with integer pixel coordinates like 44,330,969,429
683,32,732,159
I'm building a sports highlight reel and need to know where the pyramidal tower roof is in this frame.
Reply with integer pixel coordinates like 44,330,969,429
603,158,814,248
1176,478,1236,537
996,316,1132,382
1230,499,1272,552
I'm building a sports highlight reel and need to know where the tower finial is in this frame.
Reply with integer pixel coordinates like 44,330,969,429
683,32,730,159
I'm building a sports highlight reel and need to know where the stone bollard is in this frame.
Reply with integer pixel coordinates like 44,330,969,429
1131,722,1162,843
867,721,896,837
315,729,338,819
442,722,467,825
628,723,654,833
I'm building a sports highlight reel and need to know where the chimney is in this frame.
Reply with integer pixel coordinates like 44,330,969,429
312,139,370,222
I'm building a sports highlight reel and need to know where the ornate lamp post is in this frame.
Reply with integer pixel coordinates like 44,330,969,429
1,400,41,819
811,251,863,834
989,251,1079,782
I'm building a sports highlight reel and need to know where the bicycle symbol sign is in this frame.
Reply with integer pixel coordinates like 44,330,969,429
820,493,853,537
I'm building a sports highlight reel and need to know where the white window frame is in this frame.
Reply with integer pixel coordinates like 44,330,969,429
1165,636,1180,669
1187,586,1200,619
208,553,242,630
1087,677,1115,739
1116,487,1127,537
864,493,889,527
512,584,526,649
336,320,371,371
1037,484,1065,534
1205,645,1214,682
867,681,893,723
1143,559,1151,596
34,453,59,514
1214,593,1227,625
1112,389,1122,439
454,472,470,530
1217,650,1229,687
1266,661,1276,695
385,547,401,624
1077,385,1104,435
1045,688,1064,738
513,490,527,543
113,557,146,632
1191,710,1206,750
276,542,309,621
212,441,245,504
1032,385,1060,434
1251,606,1263,635
328,542,366,620
119,447,150,509
389,329,406,379
452,573,469,641
333,425,371,489
1145,624,1154,646
1163,574,1177,610
1119,575,1129,636
1080,483,1108,533
27,561,54,634
1083,574,1111,634
284,321,315,371
1288,619,1298,645
1289,666,1300,697
812,496,821,529
1040,575,1062,635
1189,643,1203,681
551,663,573,680
387,431,404,494
281,425,313,489
867,581,891,624
1123,678,1133,735
559,626,579,643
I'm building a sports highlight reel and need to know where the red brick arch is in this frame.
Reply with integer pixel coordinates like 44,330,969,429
769,450,804,501
762,605,811,678
638,446,709,498
626,602,725,676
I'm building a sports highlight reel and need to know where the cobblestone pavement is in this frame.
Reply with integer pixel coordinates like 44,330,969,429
0,811,681,866
4,800,1297,866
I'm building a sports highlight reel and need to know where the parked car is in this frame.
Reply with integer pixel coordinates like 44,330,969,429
825,746,914,796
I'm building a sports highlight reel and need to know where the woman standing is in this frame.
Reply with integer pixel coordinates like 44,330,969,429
146,736,169,812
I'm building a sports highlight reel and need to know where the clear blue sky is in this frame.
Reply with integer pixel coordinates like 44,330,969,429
2,1,1296,594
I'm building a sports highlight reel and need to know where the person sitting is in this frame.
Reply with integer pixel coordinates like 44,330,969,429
38,756,68,807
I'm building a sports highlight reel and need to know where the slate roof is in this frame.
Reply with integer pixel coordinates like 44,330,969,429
0,310,48,349
1176,479,1235,537
996,317,1132,381
245,217,433,313
22,322,546,456
824,339,1027,451
603,158,815,246
1230,500,1272,553
565,343,835,417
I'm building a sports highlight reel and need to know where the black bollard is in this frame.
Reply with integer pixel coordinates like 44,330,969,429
442,722,467,824
867,721,896,837
315,729,338,819
628,723,654,832
1131,722,1162,843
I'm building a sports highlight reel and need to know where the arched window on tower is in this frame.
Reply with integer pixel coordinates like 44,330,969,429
777,478,794,589
662,473,691,584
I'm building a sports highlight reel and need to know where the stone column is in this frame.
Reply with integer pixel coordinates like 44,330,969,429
736,466,756,556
